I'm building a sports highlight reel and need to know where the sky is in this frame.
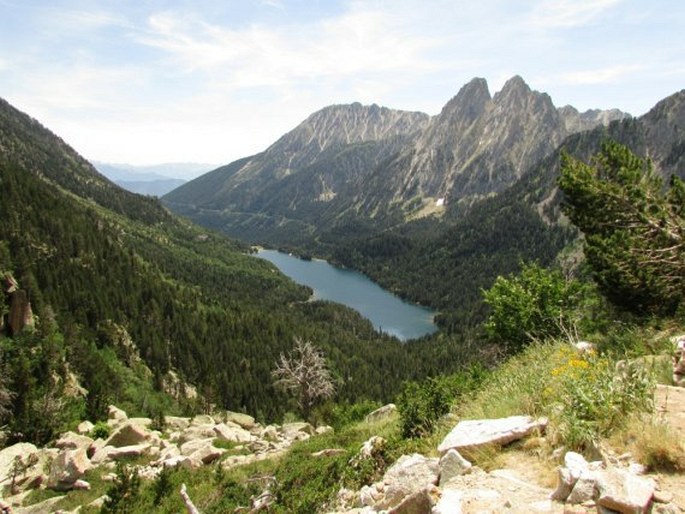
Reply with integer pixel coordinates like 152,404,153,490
1,0,684,169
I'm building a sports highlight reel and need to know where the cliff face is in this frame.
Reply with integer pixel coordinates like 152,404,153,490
164,76,630,242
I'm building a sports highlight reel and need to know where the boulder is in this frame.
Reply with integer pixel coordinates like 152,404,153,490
438,415,548,456
213,423,252,443
164,416,191,431
282,422,315,437
161,455,194,469
107,444,151,461
224,411,257,430
596,468,656,514
567,473,597,504
128,417,153,428
55,431,94,452
438,449,472,486
77,421,95,435
0,442,39,482
190,414,215,426
180,438,216,456
378,454,439,509
261,425,280,442
105,422,150,447
47,448,91,491
387,487,435,514
549,466,575,501
179,424,216,443
72,479,91,490
189,444,225,466
107,405,128,423
365,404,398,424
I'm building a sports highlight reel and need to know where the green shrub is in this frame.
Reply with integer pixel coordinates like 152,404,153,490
90,421,111,440
397,377,452,438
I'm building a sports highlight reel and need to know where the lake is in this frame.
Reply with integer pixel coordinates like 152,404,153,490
256,249,438,341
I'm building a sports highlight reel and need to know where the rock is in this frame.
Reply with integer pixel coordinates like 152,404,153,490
14,495,65,513
437,415,548,456
653,491,674,504
432,488,462,514
213,423,252,443
261,425,280,442
55,431,94,452
653,502,683,514
549,466,575,501
164,416,191,432
596,468,656,514
365,404,398,423
189,444,225,465
312,449,347,458
161,455,194,469
107,405,128,423
567,473,597,504
180,438,216,456
315,425,334,435
179,424,217,443
282,422,315,437
224,411,257,430
357,436,386,460
88,495,109,509
387,487,434,514
0,442,39,481
72,478,91,490
90,445,115,465
575,341,596,354
565,452,590,480
47,448,91,491
190,414,215,426
378,454,439,509
128,417,153,428
438,449,472,486
107,444,151,460
7,289,35,336
105,422,150,447
77,421,95,435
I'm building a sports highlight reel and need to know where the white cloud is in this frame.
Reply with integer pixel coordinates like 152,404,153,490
528,0,621,28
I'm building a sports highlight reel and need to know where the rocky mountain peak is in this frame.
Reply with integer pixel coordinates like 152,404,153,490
438,77,491,123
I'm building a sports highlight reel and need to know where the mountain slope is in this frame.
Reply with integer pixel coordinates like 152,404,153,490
0,97,450,438
164,76,628,244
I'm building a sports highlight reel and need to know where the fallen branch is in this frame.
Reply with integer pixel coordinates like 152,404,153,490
180,483,200,514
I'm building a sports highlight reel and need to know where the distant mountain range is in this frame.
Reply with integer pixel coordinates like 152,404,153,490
163,76,631,243
94,162,216,196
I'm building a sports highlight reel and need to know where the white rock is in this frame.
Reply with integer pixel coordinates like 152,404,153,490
438,416,548,455
439,449,472,486
47,448,91,490
365,404,397,423
105,422,150,448
564,451,590,480
567,472,597,504
224,411,257,430
378,453,439,509
77,421,95,435
164,416,191,432
107,444,151,461
0,443,39,482
190,414,215,426
55,431,94,452
189,444,225,466
213,423,252,443
180,438,216,456
107,405,128,422
179,424,216,443
597,468,656,514
315,425,334,435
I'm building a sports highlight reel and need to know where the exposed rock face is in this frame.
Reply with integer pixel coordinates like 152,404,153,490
47,448,91,491
437,415,548,456
558,105,631,133
164,75,630,245
6,289,34,336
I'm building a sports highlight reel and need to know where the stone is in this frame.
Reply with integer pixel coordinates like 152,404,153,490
365,404,398,423
77,421,95,435
567,473,597,504
164,416,191,431
190,414,215,426
438,449,472,486
107,405,128,422
0,442,39,482
282,422,315,437
357,436,386,460
107,444,151,460
72,478,91,490
653,491,674,504
224,411,257,430
47,448,91,490
550,466,575,501
312,449,347,457
161,455,194,469
189,444,225,465
378,454,439,509
180,438,216,456
432,488,462,514
387,487,434,514
105,422,150,447
653,503,682,514
179,424,217,443
315,425,334,435
565,452,590,480
213,423,252,443
90,446,115,465
437,415,548,455
128,417,153,428
55,431,94,452
261,425,280,442
596,468,656,514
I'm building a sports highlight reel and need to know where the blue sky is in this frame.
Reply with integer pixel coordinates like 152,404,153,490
1,0,683,166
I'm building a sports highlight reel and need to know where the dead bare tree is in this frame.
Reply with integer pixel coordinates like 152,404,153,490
271,338,335,421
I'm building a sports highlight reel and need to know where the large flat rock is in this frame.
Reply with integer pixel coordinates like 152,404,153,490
438,416,547,455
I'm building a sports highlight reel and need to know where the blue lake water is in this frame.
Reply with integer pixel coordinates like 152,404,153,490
256,249,438,341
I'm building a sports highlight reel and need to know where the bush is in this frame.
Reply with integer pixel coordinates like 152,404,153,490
397,377,452,438
90,421,111,440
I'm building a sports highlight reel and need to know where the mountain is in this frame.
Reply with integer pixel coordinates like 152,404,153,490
0,97,457,443
164,76,628,244
93,162,218,196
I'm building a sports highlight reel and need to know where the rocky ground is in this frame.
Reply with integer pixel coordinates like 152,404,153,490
0,385,682,513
